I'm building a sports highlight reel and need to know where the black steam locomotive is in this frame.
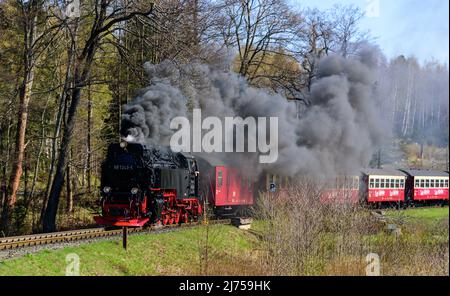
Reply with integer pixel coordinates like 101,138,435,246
94,142,202,227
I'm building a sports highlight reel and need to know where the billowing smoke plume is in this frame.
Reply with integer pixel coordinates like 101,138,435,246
121,47,388,177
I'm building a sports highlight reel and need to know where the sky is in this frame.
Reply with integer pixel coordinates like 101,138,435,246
289,0,449,65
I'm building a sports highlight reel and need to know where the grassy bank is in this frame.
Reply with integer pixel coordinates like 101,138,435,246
0,225,257,276
1,206,448,276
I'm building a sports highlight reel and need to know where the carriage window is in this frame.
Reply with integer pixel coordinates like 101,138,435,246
430,179,435,188
400,179,404,188
390,179,395,188
375,179,380,188
440,180,445,188
445,180,449,187
217,170,223,187
420,180,425,188
425,179,430,188
415,180,419,187
395,179,399,188
380,179,385,188
369,179,374,188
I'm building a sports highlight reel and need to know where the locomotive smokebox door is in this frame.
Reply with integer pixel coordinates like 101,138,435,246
269,183,276,192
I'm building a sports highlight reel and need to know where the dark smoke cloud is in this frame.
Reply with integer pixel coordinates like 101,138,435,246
121,48,388,177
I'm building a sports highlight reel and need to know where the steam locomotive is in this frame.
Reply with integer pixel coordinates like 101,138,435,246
94,141,203,227
94,141,254,228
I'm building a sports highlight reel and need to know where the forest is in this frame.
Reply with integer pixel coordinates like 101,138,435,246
0,0,448,236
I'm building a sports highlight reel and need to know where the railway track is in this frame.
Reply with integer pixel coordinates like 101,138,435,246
0,219,231,251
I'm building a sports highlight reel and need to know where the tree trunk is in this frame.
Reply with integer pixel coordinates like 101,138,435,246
66,154,73,213
39,22,79,228
43,49,96,232
43,75,83,232
86,84,92,193
1,9,37,233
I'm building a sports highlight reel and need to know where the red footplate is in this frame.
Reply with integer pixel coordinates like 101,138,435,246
94,216,149,227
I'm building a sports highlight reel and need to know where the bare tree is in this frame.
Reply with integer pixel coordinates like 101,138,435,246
216,0,298,82
329,4,367,58
293,5,367,95
293,8,332,92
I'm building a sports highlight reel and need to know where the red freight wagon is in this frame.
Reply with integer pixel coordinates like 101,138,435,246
196,155,254,216
361,169,406,204
320,175,360,204
400,169,449,203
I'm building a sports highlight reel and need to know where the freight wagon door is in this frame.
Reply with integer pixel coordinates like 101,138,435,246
215,167,228,206
228,169,239,204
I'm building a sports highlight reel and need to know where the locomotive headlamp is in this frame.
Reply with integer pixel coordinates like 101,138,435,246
120,141,127,148
103,186,111,193
131,187,139,194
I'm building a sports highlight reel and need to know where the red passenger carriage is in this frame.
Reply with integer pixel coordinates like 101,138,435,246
361,169,407,206
320,175,360,204
400,169,449,204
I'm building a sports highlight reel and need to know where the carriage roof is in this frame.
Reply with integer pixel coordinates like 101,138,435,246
361,168,406,177
399,169,449,177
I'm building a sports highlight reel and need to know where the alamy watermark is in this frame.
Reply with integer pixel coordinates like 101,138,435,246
169,109,279,164
365,253,380,276
65,253,80,276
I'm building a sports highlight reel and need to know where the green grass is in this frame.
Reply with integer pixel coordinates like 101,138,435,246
0,225,254,276
385,206,449,221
